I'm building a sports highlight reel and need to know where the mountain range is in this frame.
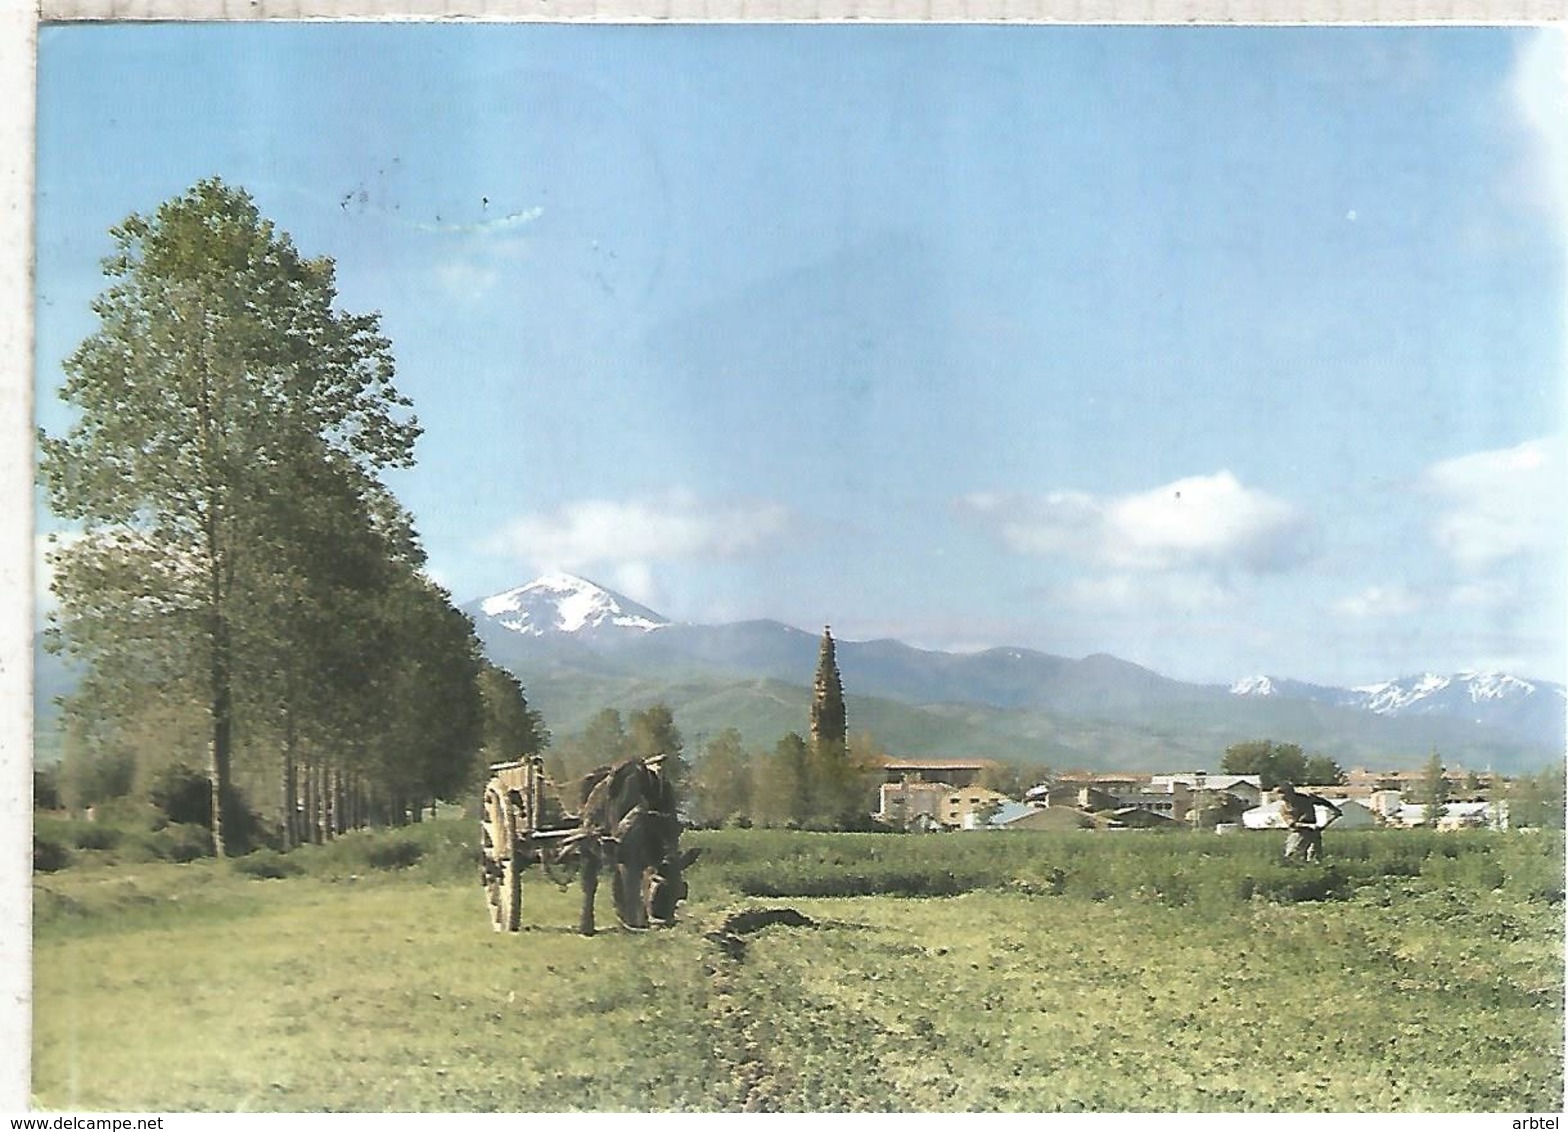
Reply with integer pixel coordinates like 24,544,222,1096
462,574,1566,774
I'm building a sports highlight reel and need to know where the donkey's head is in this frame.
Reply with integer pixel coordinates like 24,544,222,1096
644,846,701,926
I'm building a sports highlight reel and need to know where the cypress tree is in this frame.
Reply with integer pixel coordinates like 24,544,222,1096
810,626,847,754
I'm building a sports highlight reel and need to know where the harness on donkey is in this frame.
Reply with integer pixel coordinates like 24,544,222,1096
479,754,698,936
557,755,700,936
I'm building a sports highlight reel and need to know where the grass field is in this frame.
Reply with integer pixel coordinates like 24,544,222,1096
30,820,1566,1112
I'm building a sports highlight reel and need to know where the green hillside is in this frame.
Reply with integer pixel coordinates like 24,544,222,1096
512,666,1530,772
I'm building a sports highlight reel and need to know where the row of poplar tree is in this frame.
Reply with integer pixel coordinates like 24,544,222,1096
39,180,548,856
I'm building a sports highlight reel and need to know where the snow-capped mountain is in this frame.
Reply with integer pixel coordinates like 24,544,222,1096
1351,671,1559,718
461,575,1563,764
474,573,670,636
1232,669,1566,746
1228,675,1347,702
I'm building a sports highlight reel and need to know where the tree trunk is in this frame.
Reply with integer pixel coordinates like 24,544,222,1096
320,763,335,843
281,715,298,850
334,767,348,836
208,614,235,858
281,751,296,851
305,760,322,845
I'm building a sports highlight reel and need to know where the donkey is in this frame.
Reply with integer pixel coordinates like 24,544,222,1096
560,756,700,936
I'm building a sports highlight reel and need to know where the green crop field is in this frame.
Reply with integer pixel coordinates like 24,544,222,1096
30,820,1566,1112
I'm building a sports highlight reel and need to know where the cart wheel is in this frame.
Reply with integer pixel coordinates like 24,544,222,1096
480,786,514,932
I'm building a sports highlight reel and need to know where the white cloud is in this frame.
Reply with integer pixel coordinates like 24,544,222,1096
414,207,545,237
958,471,1311,576
1332,584,1426,621
482,491,795,573
1424,436,1564,572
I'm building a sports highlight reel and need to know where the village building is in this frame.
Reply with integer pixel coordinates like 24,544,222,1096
1149,772,1264,808
1025,783,1121,812
876,780,951,829
994,806,1096,831
876,775,1010,831
1384,799,1509,830
878,758,999,788
879,758,1518,835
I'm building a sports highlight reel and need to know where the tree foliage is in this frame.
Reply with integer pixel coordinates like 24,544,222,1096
1413,751,1451,825
688,728,753,828
809,627,847,753
1507,762,1566,830
477,664,549,765
37,179,486,852
1220,740,1310,789
549,708,630,789
1302,755,1347,786
980,760,1054,799
628,703,687,789
754,732,813,829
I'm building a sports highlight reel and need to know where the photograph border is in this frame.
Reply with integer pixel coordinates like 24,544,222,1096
5,0,1563,1119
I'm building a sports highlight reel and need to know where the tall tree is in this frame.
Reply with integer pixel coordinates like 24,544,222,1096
39,179,419,855
809,626,848,755
373,577,487,822
1415,750,1451,827
477,663,550,766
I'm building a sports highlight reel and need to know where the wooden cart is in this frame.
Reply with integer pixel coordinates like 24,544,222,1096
478,756,576,932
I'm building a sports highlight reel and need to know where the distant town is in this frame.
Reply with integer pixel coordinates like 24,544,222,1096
876,760,1514,834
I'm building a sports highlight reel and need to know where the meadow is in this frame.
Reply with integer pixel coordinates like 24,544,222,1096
31,819,1566,1112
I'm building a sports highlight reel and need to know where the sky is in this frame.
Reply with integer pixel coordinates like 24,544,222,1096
30,22,1568,690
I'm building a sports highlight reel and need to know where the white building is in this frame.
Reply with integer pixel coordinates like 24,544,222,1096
1149,772,1264,807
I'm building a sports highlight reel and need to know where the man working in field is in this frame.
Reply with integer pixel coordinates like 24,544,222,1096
1275,782,1342,862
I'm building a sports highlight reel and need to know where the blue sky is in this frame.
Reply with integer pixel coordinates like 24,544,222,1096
32,23,1567,689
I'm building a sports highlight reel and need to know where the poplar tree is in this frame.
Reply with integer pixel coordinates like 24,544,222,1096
478,663,550,765
39,179,420,855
